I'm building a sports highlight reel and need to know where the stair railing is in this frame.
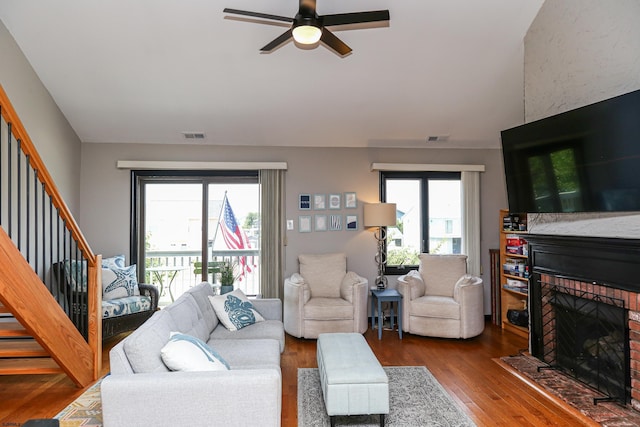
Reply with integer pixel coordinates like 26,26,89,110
0,85,101,380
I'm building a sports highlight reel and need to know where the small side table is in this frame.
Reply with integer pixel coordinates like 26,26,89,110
147,266,187,302
370,288,403,340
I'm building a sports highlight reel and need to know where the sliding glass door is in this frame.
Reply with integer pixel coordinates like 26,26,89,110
132,171,260,304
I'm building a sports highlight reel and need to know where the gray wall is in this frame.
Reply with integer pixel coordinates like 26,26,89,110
0,20,82,212
79,143,506,313
525,0,640,121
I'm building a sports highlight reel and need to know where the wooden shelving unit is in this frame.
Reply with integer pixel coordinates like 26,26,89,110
499,209,529,338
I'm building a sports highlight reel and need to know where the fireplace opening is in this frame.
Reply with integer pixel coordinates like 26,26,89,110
540,281,630,405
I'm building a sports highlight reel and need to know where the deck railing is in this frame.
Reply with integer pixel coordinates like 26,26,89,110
144,249,260,303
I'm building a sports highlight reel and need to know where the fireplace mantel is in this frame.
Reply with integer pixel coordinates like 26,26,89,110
527,233,640,293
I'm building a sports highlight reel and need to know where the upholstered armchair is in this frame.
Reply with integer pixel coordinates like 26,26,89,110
397,254,484,339
284,252,368,339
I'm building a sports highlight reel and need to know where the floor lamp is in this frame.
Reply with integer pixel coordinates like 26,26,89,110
364,203,397,290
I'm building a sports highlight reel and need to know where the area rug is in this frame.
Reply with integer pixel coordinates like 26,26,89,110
54,379,102,426
297,366,476,427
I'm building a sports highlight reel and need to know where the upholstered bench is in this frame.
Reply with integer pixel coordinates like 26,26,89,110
317,333,389,426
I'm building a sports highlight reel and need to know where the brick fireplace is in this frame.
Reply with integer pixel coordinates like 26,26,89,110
528,233,640,412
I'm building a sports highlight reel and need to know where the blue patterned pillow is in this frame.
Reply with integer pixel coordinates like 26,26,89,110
62,259,87,292
208,288,265,331
102,254,126,270
102,264,140,300
161,332,230,371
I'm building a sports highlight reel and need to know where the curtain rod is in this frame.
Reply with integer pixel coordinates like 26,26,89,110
117,160,287,170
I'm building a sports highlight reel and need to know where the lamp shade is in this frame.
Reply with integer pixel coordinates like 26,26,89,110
363,203,397,227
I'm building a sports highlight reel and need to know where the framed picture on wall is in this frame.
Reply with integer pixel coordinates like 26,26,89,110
329,194,341,210
329,215,342,231
313,194,326,210
344,192,357,209
299,194,311,210
299,216,312,232
315,214,327,231
345,215,358,230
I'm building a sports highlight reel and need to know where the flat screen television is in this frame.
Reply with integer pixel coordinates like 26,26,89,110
501,89,640,213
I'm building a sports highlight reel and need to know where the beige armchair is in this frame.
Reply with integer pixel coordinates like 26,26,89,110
284,253,368,339
397,254,484,339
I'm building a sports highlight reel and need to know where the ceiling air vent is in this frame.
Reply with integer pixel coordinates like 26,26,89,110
182,132,206,140
426,135,449,143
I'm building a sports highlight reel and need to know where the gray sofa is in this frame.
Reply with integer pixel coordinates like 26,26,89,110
101,282,284,427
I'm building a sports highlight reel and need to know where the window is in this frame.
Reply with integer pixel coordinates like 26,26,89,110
131,171,260,303
381,171,461,275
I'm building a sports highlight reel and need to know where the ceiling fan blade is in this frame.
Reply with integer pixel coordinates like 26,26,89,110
223,8,294,23
322,10,390,26
261,29,294,52
320,29,351,56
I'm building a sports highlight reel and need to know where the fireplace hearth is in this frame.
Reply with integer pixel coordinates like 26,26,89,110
527,234,640,412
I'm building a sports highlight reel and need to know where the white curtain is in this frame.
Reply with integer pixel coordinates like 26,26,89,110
259,169,285,299
461,171,481,276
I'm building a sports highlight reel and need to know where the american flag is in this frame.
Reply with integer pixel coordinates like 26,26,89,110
220,196,253,278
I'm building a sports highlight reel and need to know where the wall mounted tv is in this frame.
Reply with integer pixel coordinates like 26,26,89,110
501,89,640,214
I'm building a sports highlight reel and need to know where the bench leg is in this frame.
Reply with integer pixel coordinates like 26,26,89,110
330,415,336,427
380,413,385,426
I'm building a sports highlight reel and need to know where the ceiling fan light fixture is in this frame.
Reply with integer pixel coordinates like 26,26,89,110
292,25,322,44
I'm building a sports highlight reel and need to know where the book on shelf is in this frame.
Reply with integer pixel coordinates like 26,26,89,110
503,284,528,294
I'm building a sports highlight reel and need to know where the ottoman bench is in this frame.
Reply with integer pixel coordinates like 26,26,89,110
317,333,389,426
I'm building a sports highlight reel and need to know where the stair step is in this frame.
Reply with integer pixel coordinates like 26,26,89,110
0,339,48,357
0,358,63,375
0,320,30,337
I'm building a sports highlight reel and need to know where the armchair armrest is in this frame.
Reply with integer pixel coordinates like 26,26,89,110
339,272,367,302
453,275,485,338
340,272,368,333
397,270,425,301
453,275,483,302
283,276,310,337
138,283,159,310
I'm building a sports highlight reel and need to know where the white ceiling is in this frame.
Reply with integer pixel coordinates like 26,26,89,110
0,0,544,149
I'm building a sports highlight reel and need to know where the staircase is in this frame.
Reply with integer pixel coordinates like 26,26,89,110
0,85,101,387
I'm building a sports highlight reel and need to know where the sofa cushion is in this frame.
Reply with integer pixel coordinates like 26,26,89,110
102,264,140,299
299,253,346,298
208,289,265,331
123,310,176,373
207,338,280,370
209,320,285,353
164,294,210,342
161,332,230,372
304,297,353,320
184,282,219,332
102,295,152,319
418,254,467,298
410,295,460,320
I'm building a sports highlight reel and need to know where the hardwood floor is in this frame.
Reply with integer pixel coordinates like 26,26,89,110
0,322,591,426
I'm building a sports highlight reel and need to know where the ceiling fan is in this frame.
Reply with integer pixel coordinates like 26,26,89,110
223,0,390,56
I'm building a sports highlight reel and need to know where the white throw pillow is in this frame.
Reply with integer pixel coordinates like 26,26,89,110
208,288,265,331
102,264,140,300
161,332,230,372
